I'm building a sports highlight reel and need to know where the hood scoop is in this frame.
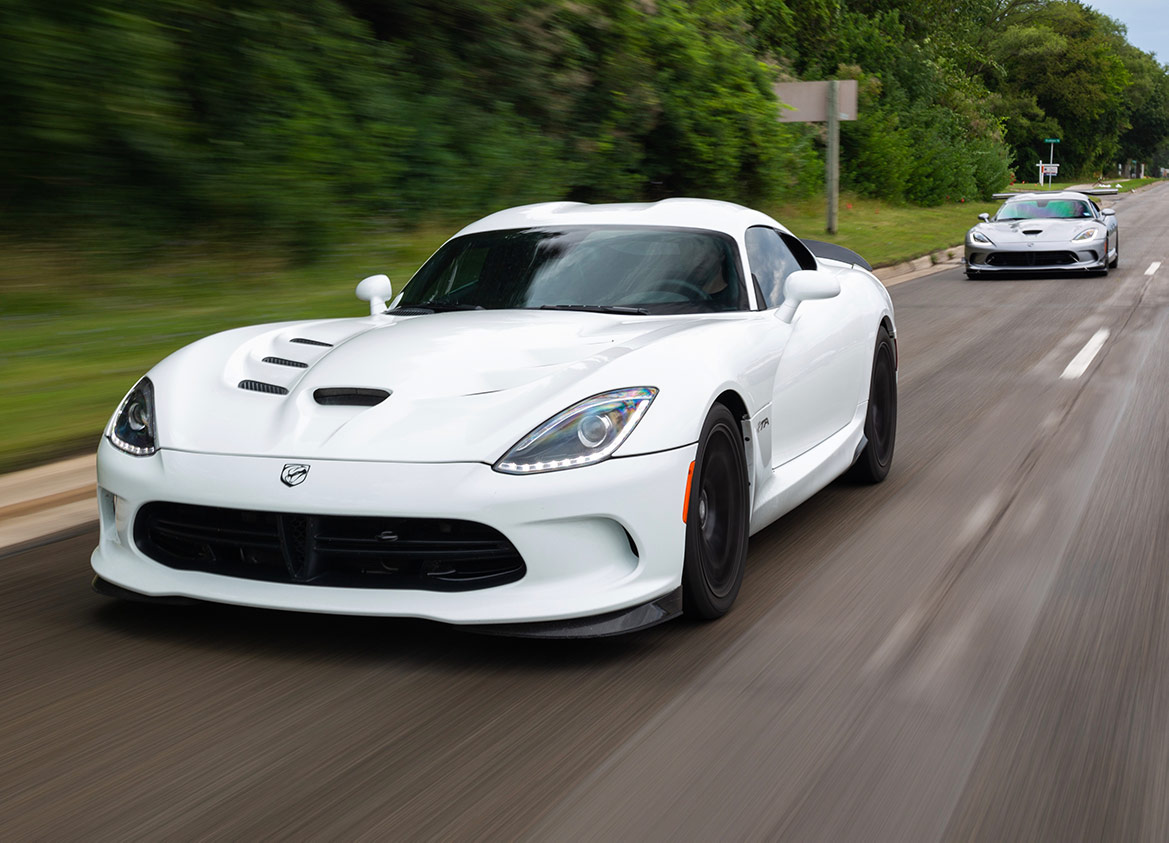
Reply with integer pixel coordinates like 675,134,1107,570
313,387,390,407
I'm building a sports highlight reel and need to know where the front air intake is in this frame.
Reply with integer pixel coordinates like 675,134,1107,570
133,502,526,591
314,387,390,407
239,380,289,395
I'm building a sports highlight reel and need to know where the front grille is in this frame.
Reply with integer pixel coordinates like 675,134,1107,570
134,503,526,590
986,250,1078,267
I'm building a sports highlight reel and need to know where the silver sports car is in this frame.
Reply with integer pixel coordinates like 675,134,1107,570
964,189,1119,278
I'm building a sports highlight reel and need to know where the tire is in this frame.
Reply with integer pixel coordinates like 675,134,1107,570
846,325,897,483
682,404,749,620
1109,234,1119,268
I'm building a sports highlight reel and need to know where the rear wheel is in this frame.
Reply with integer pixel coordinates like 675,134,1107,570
682,404,749,620
847,326,897,483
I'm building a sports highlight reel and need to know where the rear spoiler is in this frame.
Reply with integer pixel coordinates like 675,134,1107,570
992,188,1119,199
802,239,872,272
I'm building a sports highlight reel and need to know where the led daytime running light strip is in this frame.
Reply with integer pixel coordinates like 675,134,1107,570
106,378,158,456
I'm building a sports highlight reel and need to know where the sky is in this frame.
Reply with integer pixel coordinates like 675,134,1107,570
1088,0,1169,62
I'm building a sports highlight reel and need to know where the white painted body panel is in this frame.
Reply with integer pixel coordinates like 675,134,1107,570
93,198,895,623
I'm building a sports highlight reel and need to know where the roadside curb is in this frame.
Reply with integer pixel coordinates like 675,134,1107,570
874,245,964,286
0,454,96,552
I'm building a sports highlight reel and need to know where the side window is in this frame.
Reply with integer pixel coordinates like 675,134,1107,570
745,226,802,309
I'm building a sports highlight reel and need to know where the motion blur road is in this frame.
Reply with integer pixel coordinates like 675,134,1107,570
4,185,1169,841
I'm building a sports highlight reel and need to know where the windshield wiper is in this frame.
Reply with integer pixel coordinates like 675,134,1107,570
395,300,485,313
538,304,649,315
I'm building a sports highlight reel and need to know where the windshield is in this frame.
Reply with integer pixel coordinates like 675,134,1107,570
995,198,1094,221
396,226,746,315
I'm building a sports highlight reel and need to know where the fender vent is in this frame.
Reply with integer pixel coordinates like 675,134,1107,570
262,356,308,369
290,337,333,347
239,380,289,395
314,387,390,407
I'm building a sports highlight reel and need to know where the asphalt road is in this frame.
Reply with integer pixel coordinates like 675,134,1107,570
4,185,1169,841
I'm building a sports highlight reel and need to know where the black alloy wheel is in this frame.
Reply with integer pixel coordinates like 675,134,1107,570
847,325,897,483
682,404,749,619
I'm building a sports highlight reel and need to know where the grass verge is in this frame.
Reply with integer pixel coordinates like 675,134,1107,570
0,188,1106,472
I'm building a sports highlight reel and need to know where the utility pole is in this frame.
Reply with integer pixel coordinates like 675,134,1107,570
826,80,839,234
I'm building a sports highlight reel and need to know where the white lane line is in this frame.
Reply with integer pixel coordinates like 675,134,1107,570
1060,328,1110,380
1146,261,1161,276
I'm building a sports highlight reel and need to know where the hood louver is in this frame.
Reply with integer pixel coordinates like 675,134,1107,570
314,387,390,407
290,337,333,347
263,356,308,369
239,380,289,395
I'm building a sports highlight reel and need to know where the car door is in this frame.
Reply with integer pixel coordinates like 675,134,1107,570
745,226,867,468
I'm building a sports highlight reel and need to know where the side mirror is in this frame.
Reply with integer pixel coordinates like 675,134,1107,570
978,213,990,222
1101,208,1116,217
356,274,393,316
775,270,841,323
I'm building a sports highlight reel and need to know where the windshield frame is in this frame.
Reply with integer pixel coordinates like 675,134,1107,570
394,224,750,316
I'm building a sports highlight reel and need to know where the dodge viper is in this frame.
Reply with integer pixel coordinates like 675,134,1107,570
91,199,897,637
965,189,1119,278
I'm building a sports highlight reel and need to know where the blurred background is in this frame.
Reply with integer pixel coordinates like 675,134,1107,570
2,0,1168,471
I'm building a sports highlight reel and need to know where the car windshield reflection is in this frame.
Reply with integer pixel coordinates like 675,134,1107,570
396,226,746,315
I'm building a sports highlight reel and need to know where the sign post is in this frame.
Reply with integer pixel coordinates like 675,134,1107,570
774,80,858,234
1043,138,1060,187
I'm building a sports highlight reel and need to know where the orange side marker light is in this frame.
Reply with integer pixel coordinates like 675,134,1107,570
682,460,695,523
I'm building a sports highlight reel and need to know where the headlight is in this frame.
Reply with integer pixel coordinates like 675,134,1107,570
106,377,158,456
1073,228,1102,241
971,231,992,244
494,387,658,474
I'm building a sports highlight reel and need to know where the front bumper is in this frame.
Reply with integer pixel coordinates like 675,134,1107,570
964,241,1108,272
91,438,695,626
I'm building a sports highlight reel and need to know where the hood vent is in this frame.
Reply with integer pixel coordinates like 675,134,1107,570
1022,229,1042,235
290,337,333,347
314,387,390,407
263,356,308,369
239,380,289,395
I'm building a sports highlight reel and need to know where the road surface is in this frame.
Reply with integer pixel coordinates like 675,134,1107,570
3,184,1169,840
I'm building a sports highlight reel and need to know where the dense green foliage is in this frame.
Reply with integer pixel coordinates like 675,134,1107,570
1,0,1166,247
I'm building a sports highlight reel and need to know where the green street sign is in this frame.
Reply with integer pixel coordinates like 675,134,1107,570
1044,138,1060,143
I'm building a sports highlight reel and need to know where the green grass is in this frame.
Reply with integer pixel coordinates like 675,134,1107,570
764,194,999,267
0,189,1107,472
0,227,449,472
1002,176,1163,193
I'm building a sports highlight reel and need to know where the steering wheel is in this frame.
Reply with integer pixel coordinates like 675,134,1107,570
646,278,713,302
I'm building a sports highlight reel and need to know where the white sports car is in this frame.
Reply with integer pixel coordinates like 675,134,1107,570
91,199,897,637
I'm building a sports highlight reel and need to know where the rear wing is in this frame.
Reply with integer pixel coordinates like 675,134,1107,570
993,188,1119,199
802,239,872,271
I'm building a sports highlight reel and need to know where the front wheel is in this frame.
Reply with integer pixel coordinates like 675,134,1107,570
1110,234,1119,269
847,325,897,483
682,404,749,620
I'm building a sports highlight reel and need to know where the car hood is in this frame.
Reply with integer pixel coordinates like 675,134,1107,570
150,309,723,462
973,218,1103,244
